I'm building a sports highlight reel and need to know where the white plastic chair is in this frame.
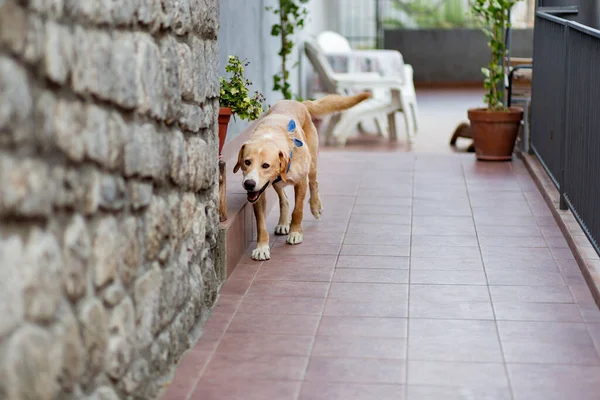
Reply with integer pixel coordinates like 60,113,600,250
311,31,419,143
304,39,415,146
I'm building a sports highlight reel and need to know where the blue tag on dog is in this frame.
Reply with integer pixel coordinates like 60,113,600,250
287,119,296,132
292,138,304,147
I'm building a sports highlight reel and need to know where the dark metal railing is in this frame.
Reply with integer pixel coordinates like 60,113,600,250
530,14,568,187
530,10,600,255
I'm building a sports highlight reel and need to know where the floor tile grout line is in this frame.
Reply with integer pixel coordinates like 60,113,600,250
184,258,263,400
293,177,361,400
405,156,417,398
462,163,515,400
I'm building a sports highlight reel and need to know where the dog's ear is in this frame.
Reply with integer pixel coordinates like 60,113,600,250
278,150,290,182
233,144,246,173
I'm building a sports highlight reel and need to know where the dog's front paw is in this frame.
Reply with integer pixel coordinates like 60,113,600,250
286,232,303,245
251,244,270,261
274,224,290,235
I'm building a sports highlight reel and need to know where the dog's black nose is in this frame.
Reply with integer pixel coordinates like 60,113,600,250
244,180,256,191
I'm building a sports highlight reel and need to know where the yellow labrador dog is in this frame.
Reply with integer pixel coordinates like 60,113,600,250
234,92,371,261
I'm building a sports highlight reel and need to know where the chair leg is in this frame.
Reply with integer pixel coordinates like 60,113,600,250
400,97,416,143
374,117,385,137
387,112,398,142
324,114,341,145
410,101,419,133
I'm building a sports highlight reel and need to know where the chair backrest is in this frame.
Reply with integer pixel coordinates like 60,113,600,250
316,31,352,53
304,40,338,93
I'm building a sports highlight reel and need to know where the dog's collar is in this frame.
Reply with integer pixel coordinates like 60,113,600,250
273,120,302,184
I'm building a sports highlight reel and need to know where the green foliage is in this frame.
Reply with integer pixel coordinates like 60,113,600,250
266,0,310,100
471,0,521,111
219,56,265,121
386,0,476,29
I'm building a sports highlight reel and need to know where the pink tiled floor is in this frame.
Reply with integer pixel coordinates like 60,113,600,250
162,151,600,400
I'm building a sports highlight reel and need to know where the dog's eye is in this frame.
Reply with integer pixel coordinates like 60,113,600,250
262,163,270,169
244,159,251,166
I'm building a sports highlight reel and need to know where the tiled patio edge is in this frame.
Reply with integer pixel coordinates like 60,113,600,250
520,151,600,307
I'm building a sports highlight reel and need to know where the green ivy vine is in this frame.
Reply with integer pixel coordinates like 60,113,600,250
266,0,310,100
471,0,521,111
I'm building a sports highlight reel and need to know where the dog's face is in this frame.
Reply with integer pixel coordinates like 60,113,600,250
233,142,289,203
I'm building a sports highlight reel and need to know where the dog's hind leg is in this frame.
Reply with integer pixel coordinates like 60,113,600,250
273,184,290,235
303,120,323,220
287,179,307,245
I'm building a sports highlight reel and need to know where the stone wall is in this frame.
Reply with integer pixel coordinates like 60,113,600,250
0,1,221,399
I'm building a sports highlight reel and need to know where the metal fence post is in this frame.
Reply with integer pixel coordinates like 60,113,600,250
375,0,382,49
559,23,570,211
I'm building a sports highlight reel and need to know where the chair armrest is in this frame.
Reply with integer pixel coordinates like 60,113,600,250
332,73,403,90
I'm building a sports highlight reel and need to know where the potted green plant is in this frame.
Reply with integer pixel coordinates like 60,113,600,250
219,56,265,157
468,0,523,161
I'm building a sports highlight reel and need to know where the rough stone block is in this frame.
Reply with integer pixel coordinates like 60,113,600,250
190,0,219,39
99,174,127,211
22,229,62,324
119,358,149,395
158,250,190,329
204,39,220,98
29,0,65,18
134,264,163,347
23,14,45,63
34,90,58,151
110,0,138,25
44,20,72,84
110,32,137,109
176,42,194,101
159,35,181,122
135,33,166,119
78,298,108,384
103,281,125,307
64,0,111,24
81,167,102,215
105,296,134,378
0,325,59,400
0,1,27,55
179,192,196,238
168,128,188,187
54,99,86,162
137,0,164,32
127,180,152,210
53,303,85,392
190,37,207,103
119,217,140,287
83,104,110,166
0,56,33,133
93,216,119,289
51,166,78,209
145,195,171,261
171,0,191,35
0,235,24,339
62,214,91,301
106,112,127,170
124,123,167,181
178,103,204,132
159,0,174,30
186,135,215,192
0,156,54,218
89,386,120,400
72,28,112,100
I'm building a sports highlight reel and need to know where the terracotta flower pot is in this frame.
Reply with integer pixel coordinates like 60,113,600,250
468,107,523,161
218,107,232,157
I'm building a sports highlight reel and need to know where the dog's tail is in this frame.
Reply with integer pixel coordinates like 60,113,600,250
303,92,371,118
